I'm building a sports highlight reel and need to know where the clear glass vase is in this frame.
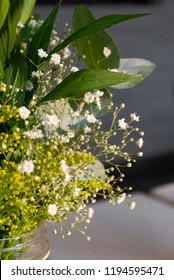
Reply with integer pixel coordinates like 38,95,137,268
0,222,50,260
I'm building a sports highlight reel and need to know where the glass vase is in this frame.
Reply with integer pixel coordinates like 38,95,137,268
0,222,50,260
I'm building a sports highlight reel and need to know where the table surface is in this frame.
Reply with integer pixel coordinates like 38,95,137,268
46,189,174,260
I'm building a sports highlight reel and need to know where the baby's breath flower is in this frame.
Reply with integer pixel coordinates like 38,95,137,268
50,53,61,66
17,159,34,174
0,81,7,92
86,114,97,123
26,81,34,91
31,70,43,78
88,207,94,218
103,46,111,58
118,118,127,129
42,113,60,128
18,106,31,120
28,19,38,28
38,48,48,58
70,66,79,72
84,92,95,104
117,193,126,204
62,47,71,58
48,204,57,216
130,113,140,122
128,202,136,210
136,138,144,148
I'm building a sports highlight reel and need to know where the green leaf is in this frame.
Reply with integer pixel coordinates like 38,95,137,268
0,60,4,79
0,0,24,65
19,0,36,24
0,0,10,29
73,5,120,69
49,12,149,56
26,0,62,73
4,50,27,106
37,69,141,105
112,58,156,89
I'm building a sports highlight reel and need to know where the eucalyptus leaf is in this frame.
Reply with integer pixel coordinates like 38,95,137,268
73,5,120,69
19,0,36,24
37,69,141,105
0,0,10,29
112,58,156,89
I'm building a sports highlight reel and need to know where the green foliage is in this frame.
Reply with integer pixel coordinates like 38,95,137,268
38,69,141,104
73,5,120,69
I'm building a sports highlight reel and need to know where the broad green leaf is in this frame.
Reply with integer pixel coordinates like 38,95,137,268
49,12,149,57
112,58,156,89
26,0,62,74
19,0,36,24
37,69,141,105
0,0,24,65
0,0,10,29
73,5,120,69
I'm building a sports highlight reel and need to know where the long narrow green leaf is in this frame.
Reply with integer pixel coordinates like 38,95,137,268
26,0,62,73
0,0,24,65
0,0,10,29
49,12,149,56
73,5,120,69
19,0,36,24
37,69,141,105
0,59,4,79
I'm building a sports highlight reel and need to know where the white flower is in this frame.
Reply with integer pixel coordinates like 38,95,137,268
2,143,7,149
17,22,24,28
84,126,92,133
94,90,104,98
19,106,31,120
62,47,71,58
17,159,34,174
70,66,79,72
42,113,60,128
31,70,43,78
130,113,140,122
23,129,44,139
87,114,97,123
118,118,127,129
26,81,34,91
128,202,136,210
28,19,38,29
84,92,95,104
50,53,61,66
47,204,57,216
67,130,75,138
117,193,126,204
136,138,144,148
103,47,111,58
60,160,69,173
110,68,119,73
73,188,80,197
0,81,7,92
88,207,94,218
38,48,48,58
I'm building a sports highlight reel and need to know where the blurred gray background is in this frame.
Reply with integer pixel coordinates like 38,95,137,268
34,0,174,191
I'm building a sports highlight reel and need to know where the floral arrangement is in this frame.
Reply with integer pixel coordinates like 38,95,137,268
0,0,155,249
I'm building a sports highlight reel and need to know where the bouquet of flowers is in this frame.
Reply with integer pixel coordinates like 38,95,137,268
0,0,155,255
